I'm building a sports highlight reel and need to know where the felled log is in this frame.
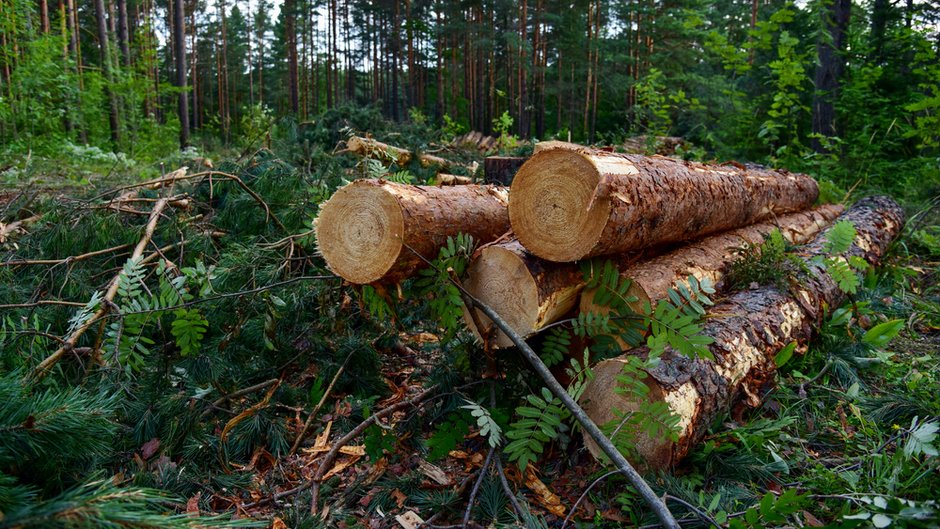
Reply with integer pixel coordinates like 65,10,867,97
578,196,904,469
462,238,583,348
532,140,585,153
316,180,510,284
483,156,527,186
509,146,820,262
344,136,452,168
433,174,473,186
579,204,845,316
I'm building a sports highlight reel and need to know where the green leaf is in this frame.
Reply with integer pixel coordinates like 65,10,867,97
824,220,857,255
862,319,904,348
775,341,797,367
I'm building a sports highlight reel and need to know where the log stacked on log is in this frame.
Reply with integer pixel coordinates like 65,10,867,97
314,142,905,467
578,197,904,469
579,204,845,316
315,180,509,284
509,146,820,262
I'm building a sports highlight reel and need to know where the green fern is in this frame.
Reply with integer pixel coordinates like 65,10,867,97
539,327,571,368
504,387,567,471
170,309,208,357
461,400,503,448
823,220,857,255
415,233,476,338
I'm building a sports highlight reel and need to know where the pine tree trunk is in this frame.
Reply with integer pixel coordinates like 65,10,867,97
285,0,298,114
173,0,189,147
315,181,510,284
579,196,904,470
41,0,51,33
116,0,130,66
509,146,819,262
463,238,582,348
811,0,850,152
95,0,121,146
580,205,845,315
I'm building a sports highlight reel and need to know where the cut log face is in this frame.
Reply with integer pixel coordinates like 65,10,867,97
578,196,904,470
509,147,820,262
462,239,582,348
316,180,510,284
579,204,845,316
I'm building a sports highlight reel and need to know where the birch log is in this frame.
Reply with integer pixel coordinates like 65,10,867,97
509,146,819,262
578,196,904,469
316,180,510,284
579,204,845,316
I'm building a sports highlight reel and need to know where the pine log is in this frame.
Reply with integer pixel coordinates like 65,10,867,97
532,140,585,153
579,204,845,316
483,156,528,186
509,146,820,262
344,136,452,168
461,238,583,348
433,174,473,186
578,196,904,469
316,180,510,284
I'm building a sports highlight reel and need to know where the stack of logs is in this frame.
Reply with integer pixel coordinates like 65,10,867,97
316,141,904,469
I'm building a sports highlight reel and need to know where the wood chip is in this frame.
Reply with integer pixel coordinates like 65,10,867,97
417,459,451,486
395,511,424,529
525,467,566,517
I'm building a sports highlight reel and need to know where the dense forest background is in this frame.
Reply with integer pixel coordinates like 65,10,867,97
1,0,939,200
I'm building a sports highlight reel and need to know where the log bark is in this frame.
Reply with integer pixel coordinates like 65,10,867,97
462,238,583,348
580,204,845,316
509,146,819,262
315,180,509,284
344,136,452,169
578,196,904,470
483,156,527,186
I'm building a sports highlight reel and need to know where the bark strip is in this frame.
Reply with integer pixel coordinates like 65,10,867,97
315,180,510,284
578,196,904,469
509,146,820,262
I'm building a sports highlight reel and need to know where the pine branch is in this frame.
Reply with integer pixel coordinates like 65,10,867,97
30,197,170,381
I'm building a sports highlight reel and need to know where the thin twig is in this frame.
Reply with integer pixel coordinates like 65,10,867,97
200,378,281,418
0,300,85,309
289,349,355,455
665,494,722,529
561,470,619,528
462,447,495,528
1,243,132,267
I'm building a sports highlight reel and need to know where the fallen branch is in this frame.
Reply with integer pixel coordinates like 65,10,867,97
1,243,132,268
201,378,281,418
30,198,170,380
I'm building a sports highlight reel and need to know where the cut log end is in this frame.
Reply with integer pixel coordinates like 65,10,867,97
578,356,680,469
509,149,612,262
315,181,404,284
463,245,542,348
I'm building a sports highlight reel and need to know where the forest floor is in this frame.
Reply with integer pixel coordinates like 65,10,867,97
1,121,938,529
